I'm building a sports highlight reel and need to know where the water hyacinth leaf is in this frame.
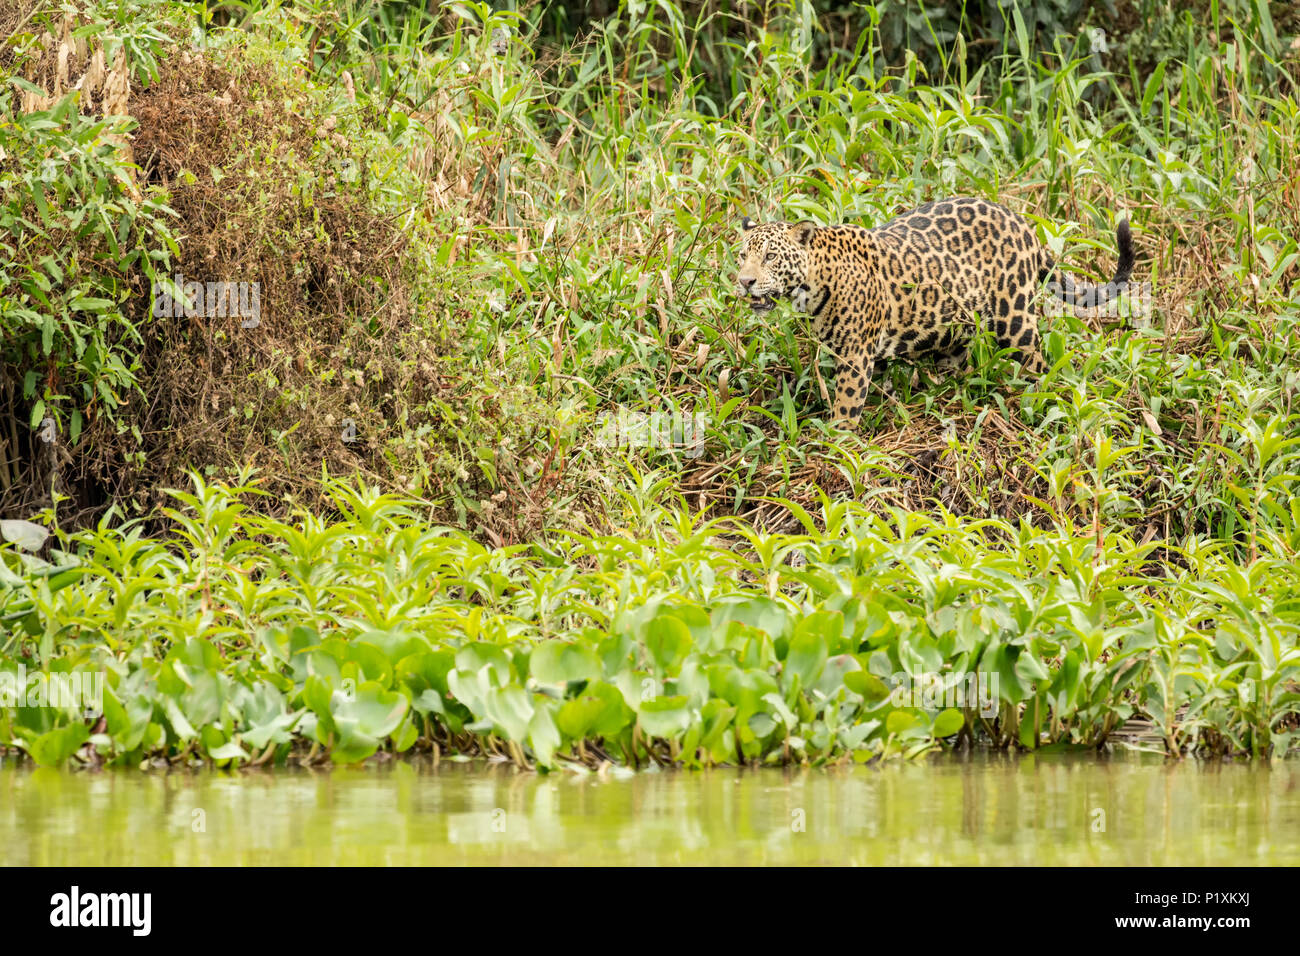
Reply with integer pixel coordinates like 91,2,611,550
782,670,804,710
100,688,128,744
328,681,409,764
306,649,343,687
989,644,1032,703
704,726,736,763
1050,649,1083,712
839,720,878,750
200,723,225,756
302,675,336,735
455,643,514,687
612,667,655,712
667,604,712,646
238,682,286,726
645,614,693,677
784,624,829,689
162,697,198,742
674,656,711,708
1019,693,1044,749
331,682,408,742
24,722,90,766
558,679,633,739
346,643,395,686
1015,649,1051,686
843,669,890,702
596,630,635,677
397,650,456,696
393,714,419,753
207,739,251,762
734,716,762,759
932,708,965,738
295,712,317,749
814,654,862,700
483,684,534,742
511,647,533,683
618,597,667,642
553,681,613,738
638,695,692,738
359,628,431,666
678,719,703,767
281,626,321,682
530,640,602,685
707,663,780,724
748,712,777,737
260,624,314,666
760,691,797,730
700,699,736,751
556,693,606,739
446,667,491,716
796,608,847,653
180,671,222,730
710,597,789,645
898,635,943,676
411,688,446,717
886,709,927,737
330,731,380,764
528,699,562,769
243,709,301,751
855,600,897,648
737,627,776,669
102,686,152,751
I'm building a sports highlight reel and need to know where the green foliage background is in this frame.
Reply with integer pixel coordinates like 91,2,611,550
1,0,1299,768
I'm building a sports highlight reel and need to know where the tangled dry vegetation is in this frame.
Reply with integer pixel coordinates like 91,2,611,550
0,6,528,526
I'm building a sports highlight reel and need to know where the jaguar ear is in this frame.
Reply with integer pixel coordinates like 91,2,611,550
788,220,817,247
740,216,757,231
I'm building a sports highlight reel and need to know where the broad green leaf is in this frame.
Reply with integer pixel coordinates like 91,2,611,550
932,708,965,738
645,614,692,676
0,520,48,552
638,695,692,739
26,722,90,767
531,640,602,684
785,624,829,689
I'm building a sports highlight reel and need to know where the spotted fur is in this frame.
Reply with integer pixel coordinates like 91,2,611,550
736,198,1134,424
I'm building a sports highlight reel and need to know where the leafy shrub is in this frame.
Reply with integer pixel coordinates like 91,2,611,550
1,477,1297,768
0,89,178,510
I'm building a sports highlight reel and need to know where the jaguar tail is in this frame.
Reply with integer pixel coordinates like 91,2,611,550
1039,219,1135,308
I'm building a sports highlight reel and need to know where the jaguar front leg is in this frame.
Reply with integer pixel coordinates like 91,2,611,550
830,347,873,426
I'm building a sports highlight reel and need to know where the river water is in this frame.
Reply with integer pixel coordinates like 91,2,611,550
3,752,1296,865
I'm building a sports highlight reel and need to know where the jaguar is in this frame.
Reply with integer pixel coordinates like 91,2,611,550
736,198,1135,423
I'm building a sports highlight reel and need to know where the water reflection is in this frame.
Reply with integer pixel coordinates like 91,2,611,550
1,752,1295,865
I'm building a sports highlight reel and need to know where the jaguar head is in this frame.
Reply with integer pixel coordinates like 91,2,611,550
736,218,816,313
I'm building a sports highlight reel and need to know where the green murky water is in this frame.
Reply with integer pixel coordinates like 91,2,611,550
3,753,1297,865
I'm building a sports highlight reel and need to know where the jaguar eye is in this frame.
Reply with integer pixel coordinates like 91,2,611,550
765,252,776,262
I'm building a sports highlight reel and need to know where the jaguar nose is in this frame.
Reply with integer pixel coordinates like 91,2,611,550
739,276,755,293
